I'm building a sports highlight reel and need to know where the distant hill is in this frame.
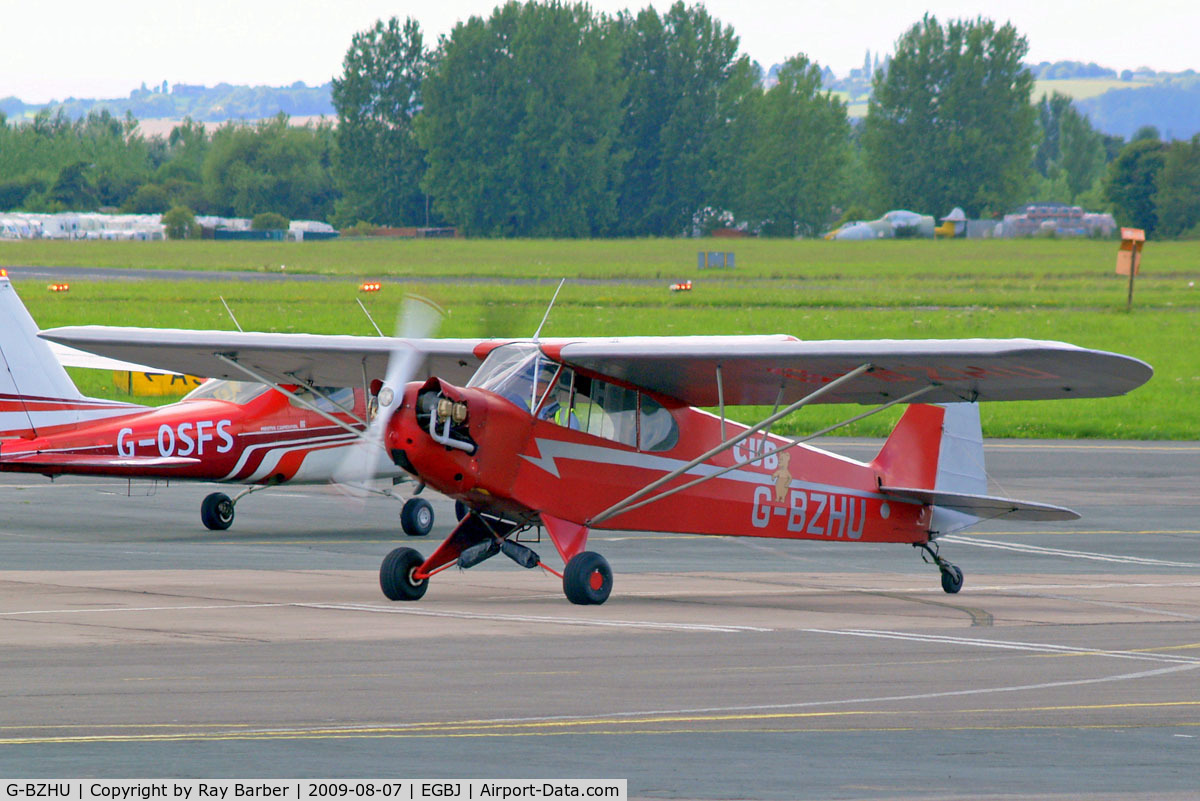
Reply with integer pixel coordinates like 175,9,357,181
0,81,334,123
5,61,1200,141
1075,77,1200,140
813,58,1200,139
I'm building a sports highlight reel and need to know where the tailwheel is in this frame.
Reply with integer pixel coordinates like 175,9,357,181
563,551,612,605
201,492,235,531
941,564,964,594
380,547,429,601
400,497,434,537
915,541,964,594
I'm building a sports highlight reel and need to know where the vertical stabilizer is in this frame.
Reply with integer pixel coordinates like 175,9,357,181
0,276,138,438
872,402,988,534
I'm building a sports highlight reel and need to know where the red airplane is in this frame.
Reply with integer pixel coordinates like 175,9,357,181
42,305,1153,605
0,274,479,535
39,309,1152,606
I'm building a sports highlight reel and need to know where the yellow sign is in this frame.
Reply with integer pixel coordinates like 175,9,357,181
113,371,206,397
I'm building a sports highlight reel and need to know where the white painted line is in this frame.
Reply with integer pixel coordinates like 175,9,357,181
299,602,772,633
0,603,289,617
801,628,1200,665
940,534,1200,568
0,600,767,633
1013,591,1200,621
392,662,1200,728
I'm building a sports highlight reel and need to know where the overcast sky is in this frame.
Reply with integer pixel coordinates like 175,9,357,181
3,0,1197,104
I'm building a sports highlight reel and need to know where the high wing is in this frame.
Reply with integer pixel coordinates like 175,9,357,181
47,341,175,374
38,327,486,389
540,337,1153,405
40,328,1152,406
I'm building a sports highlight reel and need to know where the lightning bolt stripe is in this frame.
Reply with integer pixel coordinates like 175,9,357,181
519,437,914,505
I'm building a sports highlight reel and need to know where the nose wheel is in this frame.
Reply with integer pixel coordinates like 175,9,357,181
916,541,964,594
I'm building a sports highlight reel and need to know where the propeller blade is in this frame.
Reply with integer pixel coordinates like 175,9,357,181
332,295,444,494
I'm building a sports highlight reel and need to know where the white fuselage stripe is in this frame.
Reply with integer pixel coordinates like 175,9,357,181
521,436,911,504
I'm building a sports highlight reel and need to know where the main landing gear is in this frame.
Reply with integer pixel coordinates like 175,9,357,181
915,541,964,594
562,551,613,605
200,484,274,531
379,546,429,601
400,497,434,537
379,511,612,605
199,485,435,536
201,492,236,531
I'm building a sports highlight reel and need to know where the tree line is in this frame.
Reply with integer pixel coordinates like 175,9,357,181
1,2,1198,239
1,81,334,125
0,111,336,222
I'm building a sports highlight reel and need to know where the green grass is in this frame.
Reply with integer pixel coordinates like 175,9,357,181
6,237,1200,281
6,238,1198,439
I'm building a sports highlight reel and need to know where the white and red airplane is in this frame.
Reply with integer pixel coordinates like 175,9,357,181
0,274,480,535
40,293,1153,605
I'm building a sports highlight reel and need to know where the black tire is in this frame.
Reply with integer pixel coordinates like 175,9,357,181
201,492,235,531
941,564,964,594
454,500,469,521
380,547,428,601
401,497,434,537
563,551,613,605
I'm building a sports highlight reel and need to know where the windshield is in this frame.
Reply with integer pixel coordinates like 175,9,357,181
467,344,558,412
182,379,271,405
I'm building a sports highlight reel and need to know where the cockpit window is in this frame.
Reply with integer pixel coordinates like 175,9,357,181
639,393,678,452
467,344,554,411
182,379,270,405
467,344,678,451
288,385,357,414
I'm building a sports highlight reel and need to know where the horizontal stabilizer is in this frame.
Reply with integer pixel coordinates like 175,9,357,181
879,485,1079,522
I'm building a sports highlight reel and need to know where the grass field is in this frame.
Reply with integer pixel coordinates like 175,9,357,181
4,238,1197,439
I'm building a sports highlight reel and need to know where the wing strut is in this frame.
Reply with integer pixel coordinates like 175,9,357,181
213,354,367,438
588,380,937,526
588,362,871,526
716,364,726,440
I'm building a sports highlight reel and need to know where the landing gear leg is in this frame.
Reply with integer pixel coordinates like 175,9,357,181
915,541,964,594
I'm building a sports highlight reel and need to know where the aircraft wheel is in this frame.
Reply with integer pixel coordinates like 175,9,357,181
200,492,235,531
380,547,428,601
400,497,434,537
454,500,468,521
941,564,964,594
563,551,612,605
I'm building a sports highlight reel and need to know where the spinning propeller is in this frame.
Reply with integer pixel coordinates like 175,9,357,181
332,294,445,493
